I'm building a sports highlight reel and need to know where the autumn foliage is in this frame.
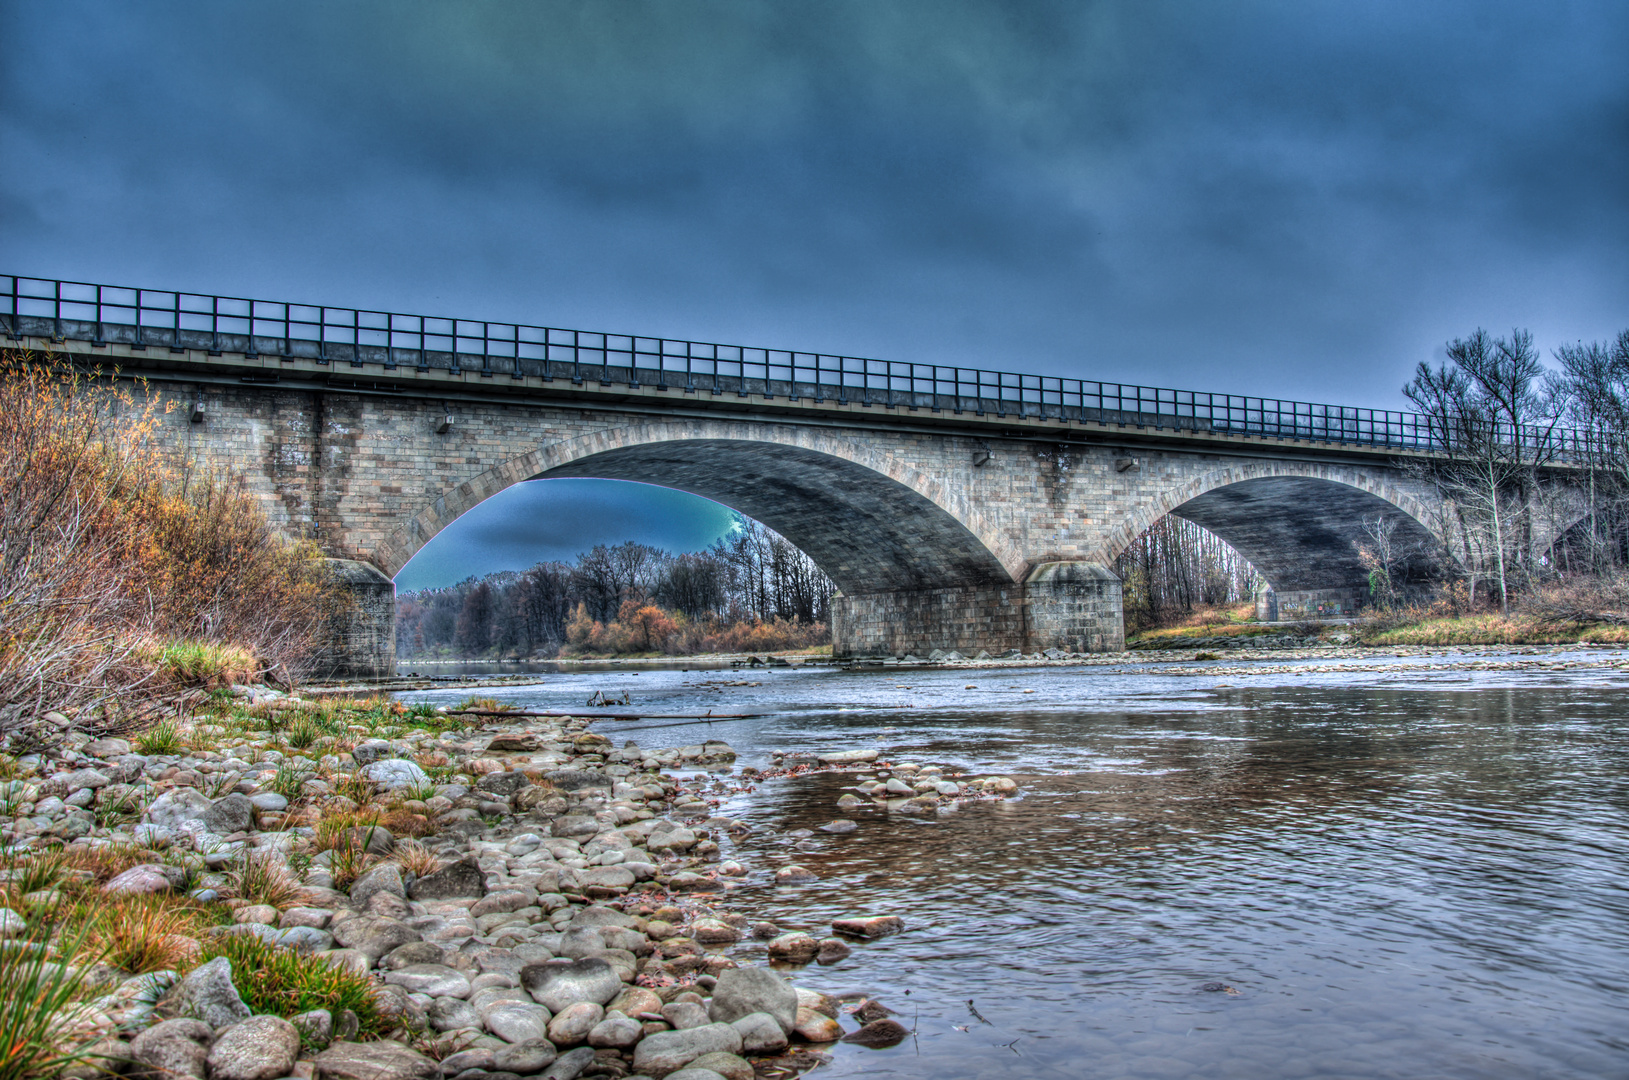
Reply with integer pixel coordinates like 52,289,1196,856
0,351,340,738
563,598,825,656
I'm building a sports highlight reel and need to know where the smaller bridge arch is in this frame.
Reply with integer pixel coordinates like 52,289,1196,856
1104,463,1441,615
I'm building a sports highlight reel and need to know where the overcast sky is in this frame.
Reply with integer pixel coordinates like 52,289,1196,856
4,2,1625,587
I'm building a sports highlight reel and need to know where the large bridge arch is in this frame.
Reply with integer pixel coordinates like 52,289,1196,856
1100,462,1441,599
373,419,1020,596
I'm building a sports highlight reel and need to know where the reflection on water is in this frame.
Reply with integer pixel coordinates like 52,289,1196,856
400,657,1629,1079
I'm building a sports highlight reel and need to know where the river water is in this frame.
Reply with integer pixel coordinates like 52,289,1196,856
399,652,1629,1079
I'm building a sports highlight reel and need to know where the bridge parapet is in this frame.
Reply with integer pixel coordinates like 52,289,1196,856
3,274,1584,455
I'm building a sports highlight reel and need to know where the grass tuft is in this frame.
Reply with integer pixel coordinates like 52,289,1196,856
87,897,208,973
224,850,307,910
266,765,315,802
390,840,442,878
200,935,386,1045
0,926,98,1080
144,639,260,689
134,718,183,755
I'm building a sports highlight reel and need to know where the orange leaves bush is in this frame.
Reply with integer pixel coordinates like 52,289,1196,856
562,600,824,656
0,351,341,735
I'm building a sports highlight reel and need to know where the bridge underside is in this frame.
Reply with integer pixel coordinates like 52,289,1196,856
1170,476,1438,618
540,439,1122,656
541,439,1010,595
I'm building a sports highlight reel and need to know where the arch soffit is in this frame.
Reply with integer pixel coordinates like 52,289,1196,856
374,420,1023,581
1095,462,1440,567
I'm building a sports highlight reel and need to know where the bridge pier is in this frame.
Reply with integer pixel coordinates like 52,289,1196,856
830,561,1124,658
311,560,397,681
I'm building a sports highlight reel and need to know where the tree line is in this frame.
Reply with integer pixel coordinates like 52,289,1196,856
1114,516,1262,632
1115,325,1629,628
398,516,833,658
1377,326,1629,614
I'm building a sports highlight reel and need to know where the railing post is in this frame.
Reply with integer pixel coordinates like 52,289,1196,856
169,291,182,352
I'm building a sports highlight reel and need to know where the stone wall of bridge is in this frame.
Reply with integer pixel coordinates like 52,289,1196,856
129,379,1443,666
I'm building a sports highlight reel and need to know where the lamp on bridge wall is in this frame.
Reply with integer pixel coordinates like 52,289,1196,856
189,398,206,423
436,405,455,435
972,445,992,466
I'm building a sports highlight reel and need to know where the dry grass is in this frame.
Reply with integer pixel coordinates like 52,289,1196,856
223,850,308,910
55,842,162,885
85,896,209,973
378,808,435,839
1364,614,1629,646
390,840,442,878
453,696,511,713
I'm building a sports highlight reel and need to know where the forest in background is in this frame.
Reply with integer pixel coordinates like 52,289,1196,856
397,517,831,659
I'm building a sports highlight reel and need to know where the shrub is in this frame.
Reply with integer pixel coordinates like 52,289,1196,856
199,935,384,1042
0,350,346,739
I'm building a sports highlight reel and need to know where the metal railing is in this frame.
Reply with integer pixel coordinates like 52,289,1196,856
0,274,1583,453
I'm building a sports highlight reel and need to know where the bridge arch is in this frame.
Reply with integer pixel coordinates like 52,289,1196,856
1100,463,1440,595
373,419,1021,595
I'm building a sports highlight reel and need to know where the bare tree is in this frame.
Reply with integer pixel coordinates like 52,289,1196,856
1403,328,1561,614
1553,329,1629,570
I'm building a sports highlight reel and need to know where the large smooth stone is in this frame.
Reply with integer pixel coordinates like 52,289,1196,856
730,1011,789,1054
313,1041,440,1080
521,958,622,1012
205,1015,300,1080
545,1001,603,1046
632,1023,744,1078
383,962,470,998
104,863,189,897
492,1037,559,1074
484,1003,553,1044
204,793,255,835
128,1019,211,1080
708,966,797,1033
330,914,422,960
162,956,250,1028
407,856,487,900
831,915,905,938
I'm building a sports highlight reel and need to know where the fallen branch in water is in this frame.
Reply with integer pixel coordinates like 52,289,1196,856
445,708,767,720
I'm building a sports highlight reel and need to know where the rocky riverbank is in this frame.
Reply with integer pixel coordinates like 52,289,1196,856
0,690,1020,1080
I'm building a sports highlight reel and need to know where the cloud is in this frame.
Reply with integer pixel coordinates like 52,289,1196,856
4,1,1626,580
394,479,739,591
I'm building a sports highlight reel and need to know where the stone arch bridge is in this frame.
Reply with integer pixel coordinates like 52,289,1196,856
5,277,1517,676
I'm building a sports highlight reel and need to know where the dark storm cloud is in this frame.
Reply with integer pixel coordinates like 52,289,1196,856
4,0,1625,404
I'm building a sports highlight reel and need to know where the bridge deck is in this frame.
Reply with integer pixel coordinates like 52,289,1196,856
1,274,1581,461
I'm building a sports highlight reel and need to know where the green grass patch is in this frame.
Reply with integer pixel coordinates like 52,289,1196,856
200,935,385,1044
134,718,183,755
144,639,259,688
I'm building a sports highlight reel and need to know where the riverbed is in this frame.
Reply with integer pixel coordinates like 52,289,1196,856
400,649,1629,1079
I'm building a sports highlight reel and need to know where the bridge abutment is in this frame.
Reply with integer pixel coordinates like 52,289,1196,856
830,562,1124,657
312,560,397,680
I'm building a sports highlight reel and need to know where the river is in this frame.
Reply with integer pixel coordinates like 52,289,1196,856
398,650,1629,1079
